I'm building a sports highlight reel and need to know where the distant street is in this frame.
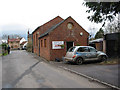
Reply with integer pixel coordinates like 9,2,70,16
2,50,108,88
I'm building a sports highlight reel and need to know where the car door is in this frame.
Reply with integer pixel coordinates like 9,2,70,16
76,47,90,60
89,47,98,60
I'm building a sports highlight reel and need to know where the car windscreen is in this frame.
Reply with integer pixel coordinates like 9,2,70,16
68,47,75,52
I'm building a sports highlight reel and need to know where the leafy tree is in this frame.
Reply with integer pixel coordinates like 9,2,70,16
95,28,104,39
1,43,8,55
105,16,120,34
83,2,120,26
26,41,32,52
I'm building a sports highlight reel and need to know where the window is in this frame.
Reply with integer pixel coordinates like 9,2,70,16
41,40,43,47
77,47,89,52
67,22,74,30
11,46,13,48
68,47,75,52
89,48,96,52
36,34,38,46
44,39,46,47
34,35,35,46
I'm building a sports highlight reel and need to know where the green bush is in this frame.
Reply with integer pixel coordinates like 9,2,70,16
1,43,8,56
26,42,32,52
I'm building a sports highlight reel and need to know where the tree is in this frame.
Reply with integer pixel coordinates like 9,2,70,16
26,41,32,52
105,16,120,34
1,43,8,55
2,34,22,39
95,28,104,39
83,2,120,26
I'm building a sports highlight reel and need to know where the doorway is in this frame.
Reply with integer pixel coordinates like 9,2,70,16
66,41,74,51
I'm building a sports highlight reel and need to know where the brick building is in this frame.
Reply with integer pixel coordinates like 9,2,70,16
8,37,20,50
32,16,89,61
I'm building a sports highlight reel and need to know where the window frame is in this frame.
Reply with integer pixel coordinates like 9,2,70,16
89,47,97,52
44,39,46,47
41,40,43,47
77,47,89,52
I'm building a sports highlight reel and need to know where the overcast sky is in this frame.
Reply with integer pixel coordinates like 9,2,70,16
0,0,103,39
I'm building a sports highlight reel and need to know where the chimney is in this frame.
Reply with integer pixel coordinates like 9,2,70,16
28,30,29,35
8,35,9,44
27,30,30,38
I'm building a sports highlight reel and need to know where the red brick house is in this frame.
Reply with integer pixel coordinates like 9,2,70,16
32,16,89,61
8,38,20,49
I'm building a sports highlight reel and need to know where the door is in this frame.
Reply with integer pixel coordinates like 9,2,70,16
66,41,74,51
89,47,97,60
77,47,90,60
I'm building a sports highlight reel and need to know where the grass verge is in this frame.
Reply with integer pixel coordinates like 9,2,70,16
0,52,8,56
99,58,119,65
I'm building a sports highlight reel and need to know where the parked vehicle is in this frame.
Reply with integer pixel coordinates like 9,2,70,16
64,46,107,65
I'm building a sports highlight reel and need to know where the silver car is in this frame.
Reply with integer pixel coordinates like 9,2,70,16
64,46,107,65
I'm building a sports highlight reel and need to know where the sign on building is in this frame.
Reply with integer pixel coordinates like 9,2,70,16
52,41,64,49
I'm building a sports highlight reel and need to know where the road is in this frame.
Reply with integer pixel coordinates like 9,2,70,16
50,58,119,87
0,49,2,90
2,50,108,88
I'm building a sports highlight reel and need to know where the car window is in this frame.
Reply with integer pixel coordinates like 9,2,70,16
68,47,75,52
77,47,89,52
89,47,96,52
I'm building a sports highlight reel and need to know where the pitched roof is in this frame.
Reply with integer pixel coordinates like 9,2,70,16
38,16,89,39
8,39,20,42
32,16,63,34
20,41,27,45
89,38,103,43
39,20,65,39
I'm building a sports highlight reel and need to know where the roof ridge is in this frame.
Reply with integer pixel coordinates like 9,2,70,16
40,16,63,27
38,16,73,39
38,19,65,39
32,16,63,34
38,16,89,39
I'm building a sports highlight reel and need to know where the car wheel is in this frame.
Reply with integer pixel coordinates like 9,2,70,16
101,56,107,61
76,58,83,65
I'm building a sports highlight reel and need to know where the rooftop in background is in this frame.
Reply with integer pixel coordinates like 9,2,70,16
89,38,103,43
8,39,20,42
20,41,27,45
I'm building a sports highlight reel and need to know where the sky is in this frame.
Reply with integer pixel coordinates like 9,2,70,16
0,0,103,39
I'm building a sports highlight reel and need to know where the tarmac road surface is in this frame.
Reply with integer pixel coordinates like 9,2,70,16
2,50,109,88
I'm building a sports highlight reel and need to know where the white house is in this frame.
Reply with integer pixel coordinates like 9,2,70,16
1,40,7,44
23,42,28,49
20,37,26,44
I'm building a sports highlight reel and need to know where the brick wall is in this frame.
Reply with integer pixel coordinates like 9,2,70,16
32,16,63,55
32,16,89,61
39,36,50,60
49,17,89,60
8,41,20,49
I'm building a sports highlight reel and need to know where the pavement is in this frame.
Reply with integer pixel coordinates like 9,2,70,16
2,50,109,88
